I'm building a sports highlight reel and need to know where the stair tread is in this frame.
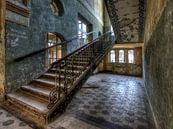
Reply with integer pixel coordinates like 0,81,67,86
33,79,55,86
33,78,70,87
43,73,70,79
43,73,71,79
7,90,49,113
21,85,50,97
50,68,81,73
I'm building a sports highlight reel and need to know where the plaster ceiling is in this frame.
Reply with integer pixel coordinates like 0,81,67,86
105,0,145,43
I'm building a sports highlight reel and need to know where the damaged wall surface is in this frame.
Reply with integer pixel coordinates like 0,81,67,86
143,0,173,129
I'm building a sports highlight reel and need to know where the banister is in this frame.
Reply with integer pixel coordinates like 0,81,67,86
51,31,112,67
7,31,97,63
47,31,114,109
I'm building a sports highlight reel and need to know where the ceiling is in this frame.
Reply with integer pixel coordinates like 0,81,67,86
105,0,145,43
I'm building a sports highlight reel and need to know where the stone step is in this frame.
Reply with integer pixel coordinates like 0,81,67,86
32,78,70,89
21,85,52,101
67,65,85,69
65,61,89,65
7,90,49,114
51,64,85,71
48,68,81,74
42,73,74,81
67,57,90,61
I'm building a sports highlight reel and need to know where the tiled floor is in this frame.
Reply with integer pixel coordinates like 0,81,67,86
0,74,155,129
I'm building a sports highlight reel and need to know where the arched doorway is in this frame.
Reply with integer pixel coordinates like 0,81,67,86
47,32,66,67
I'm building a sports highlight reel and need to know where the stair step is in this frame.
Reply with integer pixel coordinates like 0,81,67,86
68,58,90,61
21,85,51,100
32,78,70,89
7,90,49,113
66,61,89,64
42,73,73,80
65,61,89,66
32,79,55,88
49,68,81,74
67,65,85,69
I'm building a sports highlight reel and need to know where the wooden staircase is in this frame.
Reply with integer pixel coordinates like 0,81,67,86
3,32,115,128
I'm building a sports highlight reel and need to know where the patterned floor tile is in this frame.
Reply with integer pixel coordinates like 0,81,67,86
0,74,155,129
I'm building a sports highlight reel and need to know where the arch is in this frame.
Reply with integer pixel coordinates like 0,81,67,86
47,32,66,66
50,0,64,16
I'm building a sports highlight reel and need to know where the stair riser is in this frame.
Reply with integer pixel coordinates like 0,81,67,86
48,69,81,75
20,87,49,101
31,81,55,89
41,76,73,83
68,59,90,62
3,99,47,129
66,61,89,65
58,66,85,70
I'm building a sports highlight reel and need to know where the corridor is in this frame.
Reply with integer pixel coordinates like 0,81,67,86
0,74,155,129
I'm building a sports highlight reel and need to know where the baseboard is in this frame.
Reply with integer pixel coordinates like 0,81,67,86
143,81,160,129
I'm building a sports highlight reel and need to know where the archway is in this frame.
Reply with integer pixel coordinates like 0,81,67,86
47,32,66,67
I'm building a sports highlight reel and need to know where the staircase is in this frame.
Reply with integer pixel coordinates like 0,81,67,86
3,32,115,128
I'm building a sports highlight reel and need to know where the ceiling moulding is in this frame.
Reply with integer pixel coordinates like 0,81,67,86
6,0,29,17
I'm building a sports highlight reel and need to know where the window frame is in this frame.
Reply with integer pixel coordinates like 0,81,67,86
109,50,116,63
128,49,135,64
118,49,125,63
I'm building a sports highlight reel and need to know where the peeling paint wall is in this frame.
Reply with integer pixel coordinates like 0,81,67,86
143,0,173,129
144,0,168,44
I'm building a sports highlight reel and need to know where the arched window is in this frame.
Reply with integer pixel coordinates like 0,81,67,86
50,0,64,16
47,33,66,66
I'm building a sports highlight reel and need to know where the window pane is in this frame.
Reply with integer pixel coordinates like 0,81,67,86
128,50,134,63
110,50,115,63
119,50,124,63
83,23,87,32
78,23,82,30
78,20,88,39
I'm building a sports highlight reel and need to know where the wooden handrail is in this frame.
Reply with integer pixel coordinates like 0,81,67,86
7,31,97,63
51,31,111,67
47,31,114,109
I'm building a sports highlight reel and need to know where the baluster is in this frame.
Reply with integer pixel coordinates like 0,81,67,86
58,63,61,100
71,56,74,84
64,59,68,96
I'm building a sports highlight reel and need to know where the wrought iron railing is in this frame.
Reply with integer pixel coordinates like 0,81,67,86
47,31,115,109
8,31,96,64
